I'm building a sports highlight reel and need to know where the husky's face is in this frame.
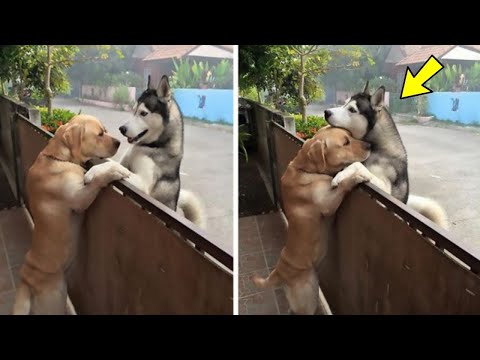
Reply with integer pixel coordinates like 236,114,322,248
324,86,385,139
119,76,171,145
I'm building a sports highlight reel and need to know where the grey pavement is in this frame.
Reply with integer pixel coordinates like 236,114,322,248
53,98,233,254
397,123,480,257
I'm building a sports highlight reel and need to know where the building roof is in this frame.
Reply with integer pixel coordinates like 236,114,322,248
395,45,480,66
142,45,233,61
385,45,422,64
395,45,453,66
142,45,197,61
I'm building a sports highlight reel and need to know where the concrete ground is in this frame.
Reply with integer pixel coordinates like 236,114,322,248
307,103,480,257
53,98,233,254
397,123,480,257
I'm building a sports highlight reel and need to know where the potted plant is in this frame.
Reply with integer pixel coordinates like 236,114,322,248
415,96,433,124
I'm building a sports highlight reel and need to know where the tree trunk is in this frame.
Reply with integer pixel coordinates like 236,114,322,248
272,72,280,110
17,78,24,102
299,54,308,122
256,87,261,103
45,45,54,116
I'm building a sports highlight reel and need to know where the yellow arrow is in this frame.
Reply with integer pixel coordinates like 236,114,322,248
400,55,444,99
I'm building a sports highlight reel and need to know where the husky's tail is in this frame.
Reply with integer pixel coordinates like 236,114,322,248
178,189,207,229
407,195,449,230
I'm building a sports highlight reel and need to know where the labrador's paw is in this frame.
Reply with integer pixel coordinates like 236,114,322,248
84,162,129,186
84,166,101,185
108,164,130,182
331,162,370,189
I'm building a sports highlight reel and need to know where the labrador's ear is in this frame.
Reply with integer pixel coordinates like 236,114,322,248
157,75,171,100
307,139,327,172
62,123,84,160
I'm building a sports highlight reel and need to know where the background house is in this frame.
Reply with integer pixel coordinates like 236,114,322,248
132,45,234,89
393,45,480,91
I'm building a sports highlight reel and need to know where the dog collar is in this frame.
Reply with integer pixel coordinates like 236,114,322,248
43,154,86,170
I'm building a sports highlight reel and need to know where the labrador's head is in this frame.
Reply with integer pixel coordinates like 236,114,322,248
56,115,120,163
304,125,371,175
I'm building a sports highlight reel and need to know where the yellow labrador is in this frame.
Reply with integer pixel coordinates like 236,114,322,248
253,126,373,315
12,115,130,315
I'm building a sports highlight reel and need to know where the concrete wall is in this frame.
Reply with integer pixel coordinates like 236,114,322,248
81,85,136,103
173,89,233,124
428,92,480,124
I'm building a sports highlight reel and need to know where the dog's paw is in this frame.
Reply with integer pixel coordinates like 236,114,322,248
104,162,130,182
84,162,129,186
331,176,340,188
331,168,351,188
84,166,100,185
251,274,266,288
332,162,371,189
352,172,371,184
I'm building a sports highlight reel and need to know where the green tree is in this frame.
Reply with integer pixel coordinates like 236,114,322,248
239,45,366,119
0,45,121,116
322,45,390,95
67,45,133,88
239,45,294,104
288,46,331,121
0,45,40,98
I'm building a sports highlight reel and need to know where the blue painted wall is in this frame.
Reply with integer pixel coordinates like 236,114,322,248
173,89,233,124
428,92,480,124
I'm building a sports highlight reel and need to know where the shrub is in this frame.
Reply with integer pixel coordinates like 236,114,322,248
239,87,260,102
416,96,429,116
212,59,233,88
389,94,416,114
113,86,130,107
279,97,301,113
171,58,233,89
37,107,78,134
293,114,328,140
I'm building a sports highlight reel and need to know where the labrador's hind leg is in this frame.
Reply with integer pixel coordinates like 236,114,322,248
284,270,320,315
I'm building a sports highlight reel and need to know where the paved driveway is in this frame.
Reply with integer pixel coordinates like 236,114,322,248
396,123,480,257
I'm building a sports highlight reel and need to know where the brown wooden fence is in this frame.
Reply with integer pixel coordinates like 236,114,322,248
248,97,480,314
9,107,232,315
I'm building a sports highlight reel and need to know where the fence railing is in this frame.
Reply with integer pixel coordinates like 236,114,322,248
0,95,40,202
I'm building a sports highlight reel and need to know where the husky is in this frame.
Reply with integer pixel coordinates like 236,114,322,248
324,82,449,229
96,75,205,228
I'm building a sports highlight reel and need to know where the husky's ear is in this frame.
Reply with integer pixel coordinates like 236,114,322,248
157,75,172,100
371,86,385,110
147,75,153,90
363,81,370,94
